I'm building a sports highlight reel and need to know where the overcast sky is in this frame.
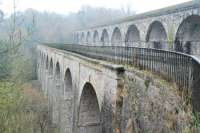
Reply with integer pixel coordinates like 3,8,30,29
0,0,191,16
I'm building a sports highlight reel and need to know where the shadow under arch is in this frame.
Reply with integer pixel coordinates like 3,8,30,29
81,32,85,43
93,30,99,44
111,27,122,46
64,68,73,97
55,61,61,79
78,82,101,133
48,57,54,123
52,61,62,124
175,15,200,54
49,58,53,75
60,68,74,132
45,55,49,70
125,24,140,47
76,33,80,43
86,31,91,45
146,21,167,49
101,29,109,46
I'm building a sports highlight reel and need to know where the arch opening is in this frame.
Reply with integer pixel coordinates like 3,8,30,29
81,32,85,43
175,15,200,54
78,83,101,132
64,69,72,95
111,27,122,46
60,68,74,132
125,24,140,47
45,56,49,69
101,29,109,46
86,32,91,44
76,33,80,43
55,62,61,80
146,21,167,49
41,54,45,66
53,62,61,124
93,31,99,44
49,58,53,75
48,58,54,123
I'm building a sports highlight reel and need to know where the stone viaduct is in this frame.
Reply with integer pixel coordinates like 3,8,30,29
38,45,125,133
37,1,200,133
38,44,195,133
74,1,200,55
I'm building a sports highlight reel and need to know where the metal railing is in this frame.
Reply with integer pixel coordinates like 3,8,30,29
75,40,200,55
44,43,200,112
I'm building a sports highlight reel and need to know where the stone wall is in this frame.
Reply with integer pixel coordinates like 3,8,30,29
120,68,194,133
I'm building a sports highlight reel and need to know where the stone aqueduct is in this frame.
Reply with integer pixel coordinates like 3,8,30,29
74,1,200,55
37,1,200,133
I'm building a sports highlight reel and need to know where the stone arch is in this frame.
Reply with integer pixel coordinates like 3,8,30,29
81,32,85,43
77,33,80,43
55,62,61,79
146,21,167,49
41,53,45,68
44,55,49,96
45,55,49,69
125,24,140,47
60,68,74,132
48,58,54,122
101,29,109,46
53,61,62,124
175,15,200,54
49,58,53,75
93,30,99,44
41,53,45,66
86,31,91,44
78,82,101,132
111,27,122,46
64,68,73,96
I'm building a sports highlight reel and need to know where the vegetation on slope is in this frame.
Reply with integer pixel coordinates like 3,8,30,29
0,82,49,133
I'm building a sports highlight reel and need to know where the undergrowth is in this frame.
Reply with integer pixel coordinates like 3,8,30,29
0,81,57,133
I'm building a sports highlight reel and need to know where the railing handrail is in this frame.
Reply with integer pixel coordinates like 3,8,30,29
43,42,200,57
